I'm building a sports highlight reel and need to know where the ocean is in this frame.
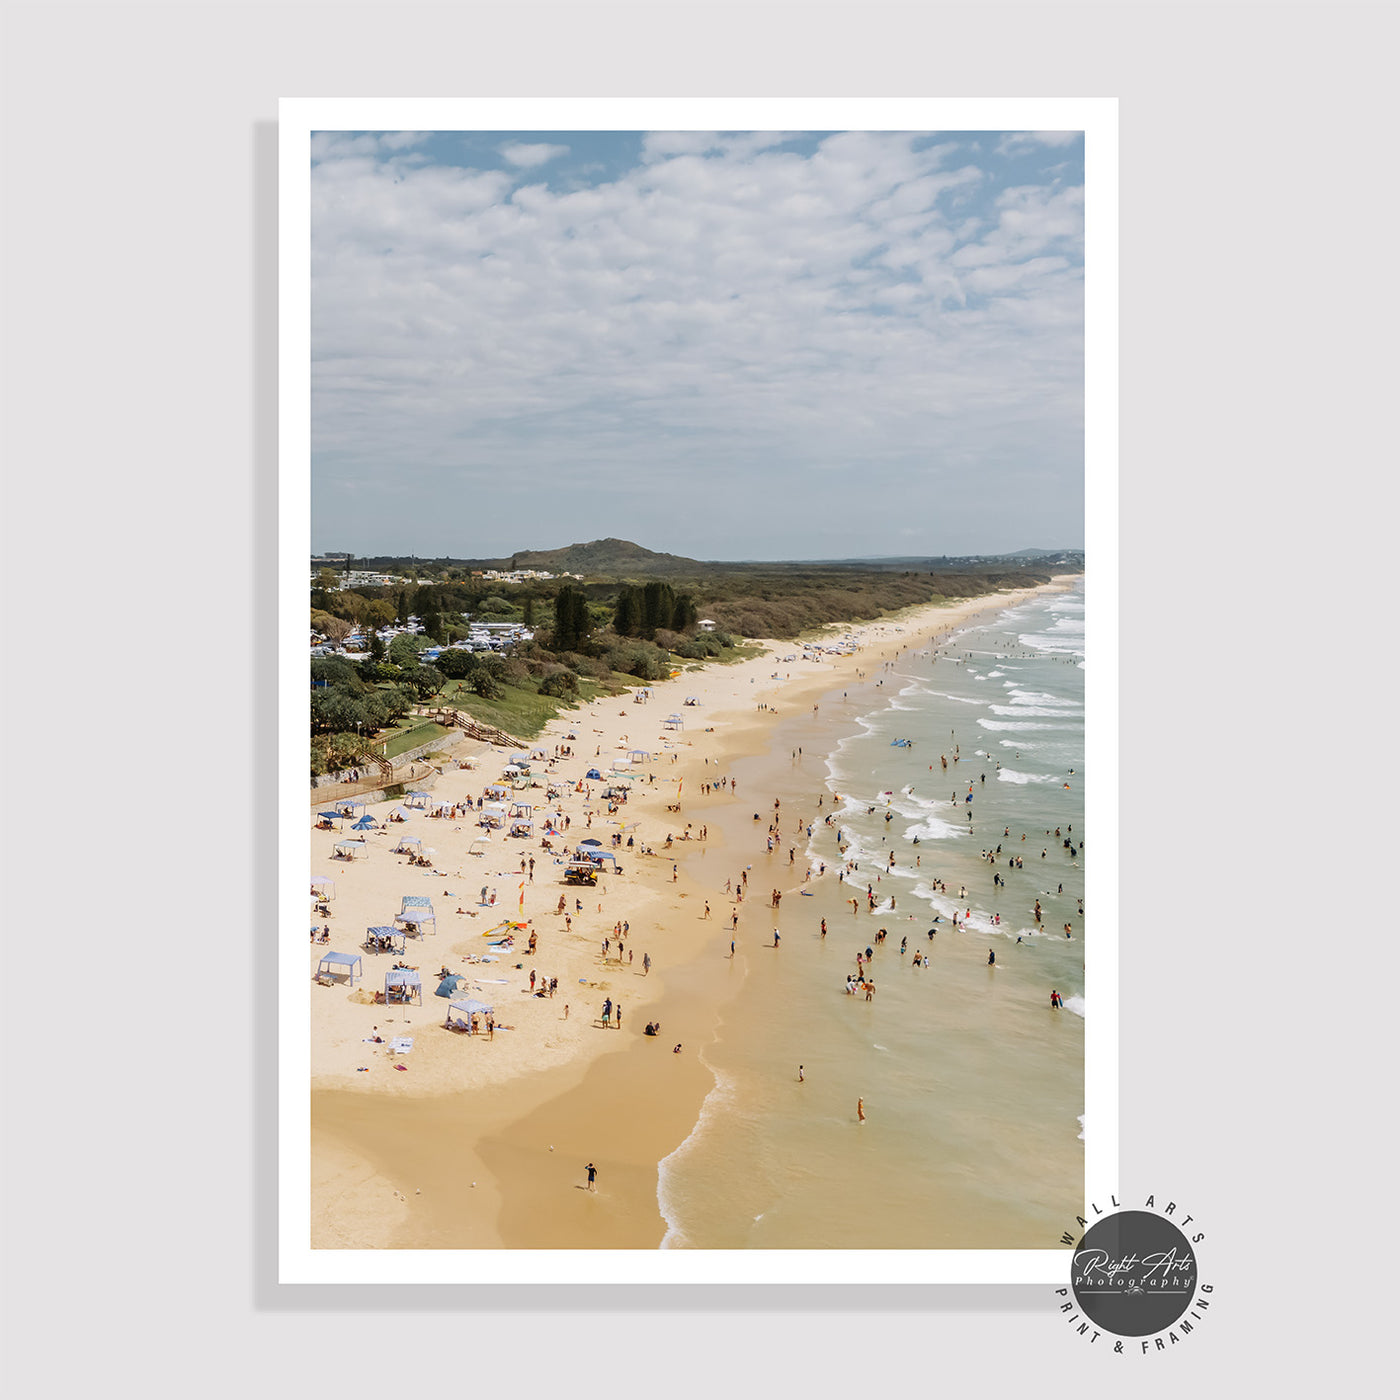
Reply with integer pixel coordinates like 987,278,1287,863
658,580,1087,1249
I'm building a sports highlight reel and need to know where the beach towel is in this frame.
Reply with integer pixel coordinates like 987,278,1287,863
389,1037,414,1053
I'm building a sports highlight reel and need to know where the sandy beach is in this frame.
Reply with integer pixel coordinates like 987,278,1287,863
309,578,1077,1249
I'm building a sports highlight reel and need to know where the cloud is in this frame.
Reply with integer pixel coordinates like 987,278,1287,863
310,131,429,163
499,141,570,168
995,131,1082,156
310,130,1084,556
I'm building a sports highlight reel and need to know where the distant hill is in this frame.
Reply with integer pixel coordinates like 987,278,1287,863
509,538,702,575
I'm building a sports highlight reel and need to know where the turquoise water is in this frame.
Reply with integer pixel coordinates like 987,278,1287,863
659,581,1087,1249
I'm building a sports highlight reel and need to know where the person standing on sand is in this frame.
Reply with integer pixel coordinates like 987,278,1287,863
799,1065,804,1082
857,1098,865,1123
586,1162,597,1192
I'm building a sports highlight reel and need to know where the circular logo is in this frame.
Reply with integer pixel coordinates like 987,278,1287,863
1071,1210,1199,1337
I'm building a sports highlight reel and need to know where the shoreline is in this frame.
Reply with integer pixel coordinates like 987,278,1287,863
310,576,1077,1249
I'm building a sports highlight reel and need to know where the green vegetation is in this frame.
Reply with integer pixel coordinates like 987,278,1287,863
433,677,582,740
310,543,1081,757
383,721,450,759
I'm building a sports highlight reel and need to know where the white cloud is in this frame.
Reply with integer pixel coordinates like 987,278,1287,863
498,141,570,168
310,131,429,162
995,131,1082,156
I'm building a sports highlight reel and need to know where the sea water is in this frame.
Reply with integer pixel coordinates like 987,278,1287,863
658,581,1086,1249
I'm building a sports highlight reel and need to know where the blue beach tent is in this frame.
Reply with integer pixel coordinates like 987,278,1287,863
445,998,494,1032
395,895,436,937
364,925,405,954
316,951,362,987
385,968,422,1006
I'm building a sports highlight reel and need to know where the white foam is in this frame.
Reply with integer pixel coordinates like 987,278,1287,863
1004,687,1081,707
997,768,1059,785
978,719,1067,732
989,704,1084,718
1063,995,1086,1019
901,817,964,842
658,1060,735,1251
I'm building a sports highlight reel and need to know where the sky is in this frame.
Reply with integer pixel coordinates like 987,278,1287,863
310,129,1084,562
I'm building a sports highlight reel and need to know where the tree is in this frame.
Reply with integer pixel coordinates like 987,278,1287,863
406,664,445,700
673,592,698,631
553,585,591,651
435,648,476,680
471,653,506,699
388,632,423,669
319,614,353,646
311,656,364,694
641,581,677,638
311,688,366,735
614,585,640,637
366,599,396,629
539,668,579,699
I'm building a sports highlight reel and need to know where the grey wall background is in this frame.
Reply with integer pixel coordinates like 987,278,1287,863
3,2,1391,1394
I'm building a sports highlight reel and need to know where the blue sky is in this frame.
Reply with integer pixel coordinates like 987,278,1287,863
310,129,1084,561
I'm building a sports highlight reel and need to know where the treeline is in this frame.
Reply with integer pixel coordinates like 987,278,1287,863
309,563,1075,762
613,581,698,639
313,565,1069,650
695,569,1060,640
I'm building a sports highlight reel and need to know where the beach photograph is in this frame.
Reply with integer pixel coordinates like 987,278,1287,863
291,113,1101,1266
13,1,1396,1391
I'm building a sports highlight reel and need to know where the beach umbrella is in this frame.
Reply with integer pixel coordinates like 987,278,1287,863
435,975,467,997
578,838,603,848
